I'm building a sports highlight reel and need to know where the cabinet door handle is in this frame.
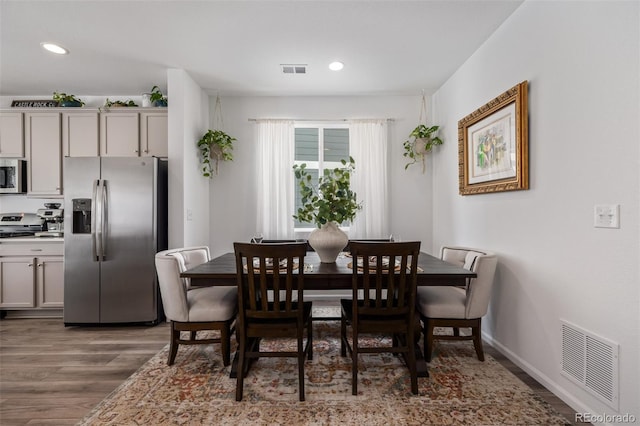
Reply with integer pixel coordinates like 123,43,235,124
27,263,33,267
30,248,43,252
37,263,43,267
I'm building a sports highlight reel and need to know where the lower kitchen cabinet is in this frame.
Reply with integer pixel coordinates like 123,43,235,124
0,239,64,315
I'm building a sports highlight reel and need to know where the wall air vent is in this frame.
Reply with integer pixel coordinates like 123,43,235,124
561,319,619,409
281,64,307,74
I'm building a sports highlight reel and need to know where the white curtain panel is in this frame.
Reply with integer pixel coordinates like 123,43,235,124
256,120,295,239
348,119,389,239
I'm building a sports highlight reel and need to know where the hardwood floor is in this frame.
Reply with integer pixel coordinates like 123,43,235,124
0,315,587,425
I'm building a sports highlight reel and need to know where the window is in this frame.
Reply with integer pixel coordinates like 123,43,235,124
293,123,350,228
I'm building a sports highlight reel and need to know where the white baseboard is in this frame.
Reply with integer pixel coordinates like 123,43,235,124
482,331,602,423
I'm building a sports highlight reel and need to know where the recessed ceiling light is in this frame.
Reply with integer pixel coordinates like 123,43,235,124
329,61,344,71
41,42,68,55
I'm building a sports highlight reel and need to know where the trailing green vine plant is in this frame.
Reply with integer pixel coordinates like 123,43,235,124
53,92,84,107
197,129,235,178
403,124,443,170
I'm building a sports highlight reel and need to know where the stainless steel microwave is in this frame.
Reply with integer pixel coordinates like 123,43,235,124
0,159,26,193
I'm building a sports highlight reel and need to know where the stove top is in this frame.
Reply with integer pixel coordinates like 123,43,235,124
0,212,44,238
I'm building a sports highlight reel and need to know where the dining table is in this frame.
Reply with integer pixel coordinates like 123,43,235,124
180,250,477,378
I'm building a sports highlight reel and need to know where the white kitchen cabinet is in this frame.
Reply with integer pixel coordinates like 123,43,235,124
0,239,64,312
0,257,36,308
100,112,140,157
140,112,168,157
62,112,99,157
25,112,62,196
37,256,64,308
0,112,25,158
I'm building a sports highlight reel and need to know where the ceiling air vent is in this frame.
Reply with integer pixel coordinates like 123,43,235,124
281,64,307,74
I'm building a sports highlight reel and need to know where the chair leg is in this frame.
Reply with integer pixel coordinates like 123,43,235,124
453,327,460,337
235,337,246,401
221,322,231,366
168,322,179,366
424,318,435,362
298,337,306,402
190,331,197,340
472,319,485,361
340,315,347,357
352,329,358,395
307,320,313,360
407,329,418,395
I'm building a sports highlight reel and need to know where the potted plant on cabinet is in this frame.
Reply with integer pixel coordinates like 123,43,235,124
53,92,84,107
403,124,443,172
149,86,168,107
104,99,138,107
293,157,361,263
197,129,236,178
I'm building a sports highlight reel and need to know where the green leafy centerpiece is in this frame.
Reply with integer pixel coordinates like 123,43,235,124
293,157,361,263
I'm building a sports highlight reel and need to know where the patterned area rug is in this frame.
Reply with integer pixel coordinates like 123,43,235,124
80,321,570,425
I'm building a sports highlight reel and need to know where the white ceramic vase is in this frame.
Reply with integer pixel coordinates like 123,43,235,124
308,222,348,263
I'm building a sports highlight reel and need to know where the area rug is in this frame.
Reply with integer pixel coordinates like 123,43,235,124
80,321,570,425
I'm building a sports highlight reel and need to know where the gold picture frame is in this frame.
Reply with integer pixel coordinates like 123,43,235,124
458,81,528,195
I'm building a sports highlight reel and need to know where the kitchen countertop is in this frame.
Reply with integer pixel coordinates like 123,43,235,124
0,236,64,243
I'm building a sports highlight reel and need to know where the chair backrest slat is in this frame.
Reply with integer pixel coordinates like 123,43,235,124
234,242,307,322
350,241,421,317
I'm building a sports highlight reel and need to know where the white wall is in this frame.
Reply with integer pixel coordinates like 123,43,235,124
166,69,210,248
205,95,439,258
432,0,639,420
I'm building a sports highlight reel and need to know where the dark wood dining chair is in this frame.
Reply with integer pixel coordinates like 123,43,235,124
233,242,313,401
340,241,421,395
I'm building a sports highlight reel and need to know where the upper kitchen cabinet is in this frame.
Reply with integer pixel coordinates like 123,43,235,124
25,112,62,196
100,111,140,157
140,112,168,157
62,112,99,157
100,110,168,158
0,112,25,158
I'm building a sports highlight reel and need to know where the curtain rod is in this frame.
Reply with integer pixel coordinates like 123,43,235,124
248,118,394,122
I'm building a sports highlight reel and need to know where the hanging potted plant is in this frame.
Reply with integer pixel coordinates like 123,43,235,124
403,92,443,172
403,124,443,170
293,157,361,263
197,129,235,178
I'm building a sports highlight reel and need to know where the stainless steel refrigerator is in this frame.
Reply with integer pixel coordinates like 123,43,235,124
63,157,167,325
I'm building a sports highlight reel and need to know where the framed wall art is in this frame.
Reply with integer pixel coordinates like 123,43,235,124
458,81,528,195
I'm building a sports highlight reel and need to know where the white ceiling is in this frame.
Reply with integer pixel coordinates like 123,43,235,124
0,0,523,97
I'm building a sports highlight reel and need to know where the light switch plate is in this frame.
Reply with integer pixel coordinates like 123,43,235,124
594,204,620,228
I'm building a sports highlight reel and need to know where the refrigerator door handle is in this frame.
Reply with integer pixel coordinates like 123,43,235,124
92,179,100,261
101,180,108,260
96,180,105,261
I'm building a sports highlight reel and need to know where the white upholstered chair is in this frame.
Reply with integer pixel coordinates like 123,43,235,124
155,247,237,366
416,246,497,362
